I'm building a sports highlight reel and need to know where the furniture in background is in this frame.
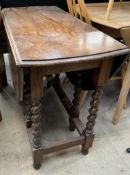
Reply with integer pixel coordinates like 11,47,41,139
113,27,130,124
1,6,129,169
66,0,126,108
83,0,130,124
67,0,130,124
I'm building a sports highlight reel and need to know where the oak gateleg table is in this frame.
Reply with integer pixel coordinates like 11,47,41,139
1,6,129,169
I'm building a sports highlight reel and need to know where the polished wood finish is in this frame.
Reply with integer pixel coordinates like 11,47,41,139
67,0,125,108
1,6,129,169
73,0,130,124
2,6,127,64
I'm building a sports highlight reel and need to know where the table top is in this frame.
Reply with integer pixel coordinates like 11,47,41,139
86,2,130,29
1,6,129,67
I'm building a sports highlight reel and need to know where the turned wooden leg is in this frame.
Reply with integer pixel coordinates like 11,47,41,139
112,61,130,125
0,110,2,121
69,73,82,131
23,71,32,128
82,87,102,155
31,99,42,149
30,68,43,169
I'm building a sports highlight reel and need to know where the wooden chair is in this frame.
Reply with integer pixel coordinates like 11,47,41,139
66,0,126,108
113,27,130,124
75,0,130,124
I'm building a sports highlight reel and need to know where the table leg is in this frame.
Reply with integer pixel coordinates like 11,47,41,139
30,68,43,169
69,73,82,131
82,87,102,155
23,70,32,128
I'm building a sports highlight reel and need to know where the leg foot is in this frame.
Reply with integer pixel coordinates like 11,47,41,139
33,163,41,170
69,122,75,131
81,147,88,155
33,150,42,170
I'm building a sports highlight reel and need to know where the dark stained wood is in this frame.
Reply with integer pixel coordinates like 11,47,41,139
69,72,82,131
1,6,130,169
1,6,128,66
30,67,43,149
53,77,86,135
73,118,84,135
82,134,95,155
8,48,24,101
82,87,101,154
53,76,72,115
93,58,113,86
42,136,85,155
33,149,42,170
23,69,32,128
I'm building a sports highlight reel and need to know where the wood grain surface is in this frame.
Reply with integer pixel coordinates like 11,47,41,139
1,6,128,65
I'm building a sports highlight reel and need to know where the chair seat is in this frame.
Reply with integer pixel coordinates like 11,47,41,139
85,2,130,29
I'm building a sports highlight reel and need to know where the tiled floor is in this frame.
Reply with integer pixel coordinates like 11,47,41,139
0,55,130,175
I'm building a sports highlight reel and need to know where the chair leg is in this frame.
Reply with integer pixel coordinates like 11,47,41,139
121,63,127,109
105,0,114,19
112,61,130,125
